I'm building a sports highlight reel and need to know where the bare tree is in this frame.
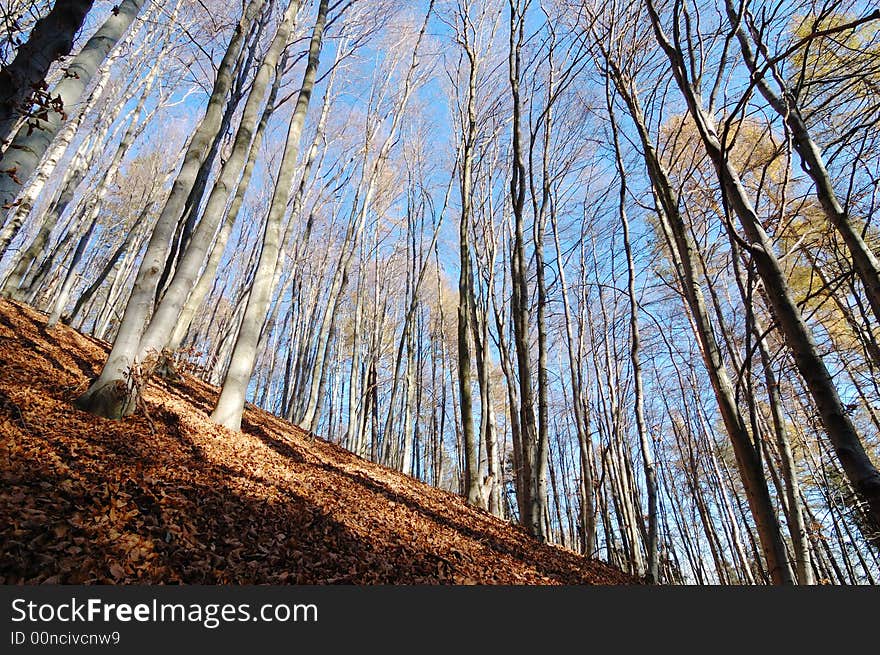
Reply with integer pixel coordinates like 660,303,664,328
212,0,330,430
76,0,266,418
0,0,95,146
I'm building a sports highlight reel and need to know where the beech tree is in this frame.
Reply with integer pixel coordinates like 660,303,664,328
3,0,877,583
0,0,95,146
0,0,149,223
212,0,330,431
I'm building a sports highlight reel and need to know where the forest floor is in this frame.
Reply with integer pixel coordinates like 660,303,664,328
0,299,633,584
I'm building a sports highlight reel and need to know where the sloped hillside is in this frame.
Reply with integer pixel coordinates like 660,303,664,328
0,299,633,585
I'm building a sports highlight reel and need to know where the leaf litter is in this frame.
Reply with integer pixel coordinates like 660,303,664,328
0,299,634,585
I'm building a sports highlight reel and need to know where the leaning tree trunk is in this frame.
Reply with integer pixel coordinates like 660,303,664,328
725,0,880,328
645,0,880,547
5,57,158,299
44,104,138,327
46,209,99,327
138,0,301,358
297,3,432,434
211,0,329,431
68,195,158,325
599,47,793,583
154,3,267,307
165,53,290,353
0,0,95,146
0,0,148,215
0,1,161,263
550,188,595,556
755,320,814,584
75,0,265,419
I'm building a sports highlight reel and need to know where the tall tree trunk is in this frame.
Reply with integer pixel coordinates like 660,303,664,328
599,48,792,583
0,0,95,145
456,38,483,508
725,0,880,327
139,0,301,358
1,18,141,261
645,0,880,546
46,209,98,326
0,0,148,213
606,79,659,582
212,0,329,431
76,0,265,418
68,195,157,324
507,0,541,539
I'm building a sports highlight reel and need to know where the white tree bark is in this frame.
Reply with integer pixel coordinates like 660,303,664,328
0,0,150,213
138,0,302,358
75,0,266,418
212,0,330,431
0,0,95,145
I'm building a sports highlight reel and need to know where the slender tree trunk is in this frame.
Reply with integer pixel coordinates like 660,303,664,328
605,74,659,582
0,0,148,212
46,210,98,326
600,49,792,582
12,75,153,305
456,42,483,508
725,0,880,327
139,0,301,357
645,0,880,545
0,0,95,146
298,2,433,433
507,0,541,539
76,0,265,418
731,251,815,584
69,197,157,324
212,0,329,431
